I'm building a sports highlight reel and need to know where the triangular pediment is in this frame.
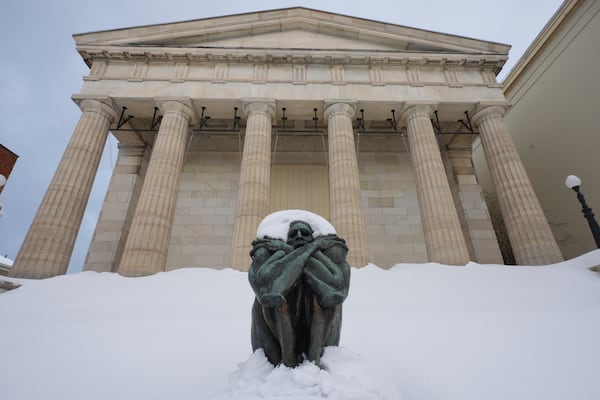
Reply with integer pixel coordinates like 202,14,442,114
74,8,510,57
156,29,410,52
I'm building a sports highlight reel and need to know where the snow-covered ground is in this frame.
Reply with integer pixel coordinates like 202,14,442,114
2,250,600,399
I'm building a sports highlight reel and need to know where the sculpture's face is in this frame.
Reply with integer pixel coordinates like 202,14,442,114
287,221,314,248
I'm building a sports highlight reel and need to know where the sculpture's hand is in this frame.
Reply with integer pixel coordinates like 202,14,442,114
312,235,347,252
268,239,294,253
253,237,294,253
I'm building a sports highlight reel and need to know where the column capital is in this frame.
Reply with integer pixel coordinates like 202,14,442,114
71,95,118,122
471,101,511,127
241,99,276,120
399,102,438,123
323,101,358,122
155,97,194,123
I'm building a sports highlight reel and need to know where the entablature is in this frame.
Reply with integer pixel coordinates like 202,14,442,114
80,94,501,150
77,45,506,73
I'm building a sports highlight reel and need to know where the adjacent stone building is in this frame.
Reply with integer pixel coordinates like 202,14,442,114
10,8,562,279
475,0,600,260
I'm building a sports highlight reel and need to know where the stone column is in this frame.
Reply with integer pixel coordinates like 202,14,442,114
400,103,470,265
324,102,369,267
10,97,117,279
472,104,562,265
117,99,193,276
231,100,275,271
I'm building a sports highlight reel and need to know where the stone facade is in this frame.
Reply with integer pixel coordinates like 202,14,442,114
359,151,427,266
168,150,239,269
490,0,600,260
10,8,562,278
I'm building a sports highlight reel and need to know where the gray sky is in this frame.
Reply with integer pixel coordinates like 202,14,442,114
0,0,564,272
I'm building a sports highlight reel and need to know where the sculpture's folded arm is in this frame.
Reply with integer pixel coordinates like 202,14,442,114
304,245,350,308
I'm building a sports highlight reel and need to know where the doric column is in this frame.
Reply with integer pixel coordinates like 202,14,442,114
324,102,369,267
472,104,562,265
117,99,193,276
10,97,117,278
400,103,470,265
231,100,275,271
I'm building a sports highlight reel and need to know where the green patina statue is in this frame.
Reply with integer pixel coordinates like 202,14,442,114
249,220,351,367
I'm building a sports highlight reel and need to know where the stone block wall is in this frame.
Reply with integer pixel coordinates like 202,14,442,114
166,151,240,269
358,152,427,268
443,148,503,264
84,145,149,272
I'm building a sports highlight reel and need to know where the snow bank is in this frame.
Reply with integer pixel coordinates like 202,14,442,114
2,251,600,399
0,254,13,266
214,347,399,400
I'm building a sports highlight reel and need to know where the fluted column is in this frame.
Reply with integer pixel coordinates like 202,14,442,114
324,102,369,267
472,104,562,265
11,97,117,278
231,100,275,271
400,103,470,265
117,99,193,276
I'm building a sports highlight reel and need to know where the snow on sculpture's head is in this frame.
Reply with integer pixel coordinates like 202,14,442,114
256,210,336,240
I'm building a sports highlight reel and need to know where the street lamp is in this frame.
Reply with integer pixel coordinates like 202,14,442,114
565,175,600,248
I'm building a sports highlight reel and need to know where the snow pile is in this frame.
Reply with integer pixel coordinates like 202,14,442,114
256,210,336,240
215,347,398,400
1,251,600,399
0,254,13,266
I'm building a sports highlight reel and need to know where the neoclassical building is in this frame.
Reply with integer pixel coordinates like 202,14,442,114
10,8,562,279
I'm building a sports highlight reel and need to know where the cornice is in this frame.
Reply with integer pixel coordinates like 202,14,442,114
77,45,506,72
502,0,582,94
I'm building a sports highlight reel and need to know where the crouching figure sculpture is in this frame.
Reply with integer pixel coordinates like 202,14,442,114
249,212,351,367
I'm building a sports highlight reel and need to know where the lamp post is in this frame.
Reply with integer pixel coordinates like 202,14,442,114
565,175,600,248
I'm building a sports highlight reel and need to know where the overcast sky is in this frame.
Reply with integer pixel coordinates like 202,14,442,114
0,0,564,272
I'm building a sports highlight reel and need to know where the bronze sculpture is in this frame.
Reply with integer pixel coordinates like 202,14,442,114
249,220,351,367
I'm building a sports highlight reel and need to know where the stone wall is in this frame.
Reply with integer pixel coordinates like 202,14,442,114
84,145,149,272
166,151,240,269
359,151,427,267
443,148,503,264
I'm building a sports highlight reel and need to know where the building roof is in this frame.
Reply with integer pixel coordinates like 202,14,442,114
503,0,579,93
